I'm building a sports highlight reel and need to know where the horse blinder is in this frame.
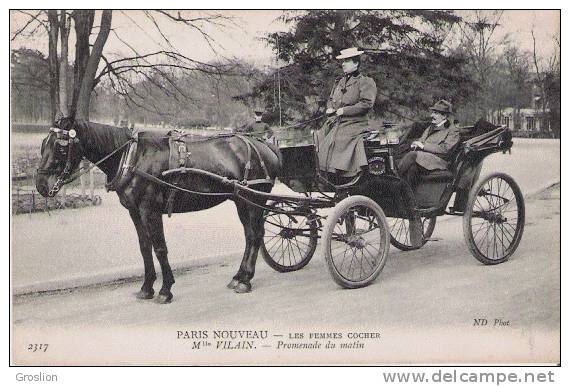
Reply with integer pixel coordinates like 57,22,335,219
38,127,82,197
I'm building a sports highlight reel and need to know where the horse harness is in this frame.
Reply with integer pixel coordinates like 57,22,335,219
38,127,131,197
105,129,275,216
41,125,275,212
161,131,274,216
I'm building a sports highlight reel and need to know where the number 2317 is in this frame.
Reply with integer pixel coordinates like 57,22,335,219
27,344,49,352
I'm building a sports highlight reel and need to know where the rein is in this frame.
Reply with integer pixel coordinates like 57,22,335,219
276,114,326,130
67,139,134,184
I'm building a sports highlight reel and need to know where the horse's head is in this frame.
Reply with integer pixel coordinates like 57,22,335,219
35,117,84,197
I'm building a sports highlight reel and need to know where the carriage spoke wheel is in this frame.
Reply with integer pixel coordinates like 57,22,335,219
388,217,436,251
323,196,390,289
463,173,525,265
260,201,318,272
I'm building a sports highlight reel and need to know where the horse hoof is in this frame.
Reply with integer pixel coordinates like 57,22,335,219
227,279,239,290
136,289,154,300
234,282,251,294
155,293,173,304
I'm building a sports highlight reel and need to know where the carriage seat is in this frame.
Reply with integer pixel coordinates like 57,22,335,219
416,120,503,186
419,169,454,182
416,141,463,184
416,120,494,184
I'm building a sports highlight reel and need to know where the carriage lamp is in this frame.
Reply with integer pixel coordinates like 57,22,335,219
68,129,77,138
386,131,399,144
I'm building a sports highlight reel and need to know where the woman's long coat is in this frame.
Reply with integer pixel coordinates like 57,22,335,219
317,72,377,177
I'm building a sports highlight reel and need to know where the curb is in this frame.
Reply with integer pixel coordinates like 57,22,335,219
525,179,560,198
13,252,236,296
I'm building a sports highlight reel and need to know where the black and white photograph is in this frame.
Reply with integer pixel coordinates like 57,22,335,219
9,8,560,367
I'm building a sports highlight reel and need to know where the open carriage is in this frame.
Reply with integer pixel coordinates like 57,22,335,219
36,116,526,300
260,120,525,288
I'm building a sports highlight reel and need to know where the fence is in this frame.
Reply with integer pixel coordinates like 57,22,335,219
511,130,558,139
12,160,103,215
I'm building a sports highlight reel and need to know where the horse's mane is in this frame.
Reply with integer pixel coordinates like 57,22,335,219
76,119,133,152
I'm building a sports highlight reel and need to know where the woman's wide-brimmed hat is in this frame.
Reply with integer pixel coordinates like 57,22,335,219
336,47,364,60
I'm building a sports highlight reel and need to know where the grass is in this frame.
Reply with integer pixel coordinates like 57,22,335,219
11,123,50,133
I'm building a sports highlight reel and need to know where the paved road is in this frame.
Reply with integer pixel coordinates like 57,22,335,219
12,185,560,365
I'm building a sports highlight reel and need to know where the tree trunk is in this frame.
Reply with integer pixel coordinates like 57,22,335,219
70,10,95,117
531,29,547,114
75,10,112,120
47,10,60,122
58,10,71,117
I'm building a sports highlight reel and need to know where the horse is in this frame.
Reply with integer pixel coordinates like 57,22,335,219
35,117,282,303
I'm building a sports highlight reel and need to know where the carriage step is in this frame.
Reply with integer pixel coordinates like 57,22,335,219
417,207,439,214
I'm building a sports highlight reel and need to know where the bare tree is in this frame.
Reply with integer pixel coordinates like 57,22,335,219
58,10,71,116
74,10,112,120
94,11,244,119
71,10,95,118
455,10,505,119
531,28,547,113
46,11,60,121
457,11,504,84
12,10,244,122
530,29,560,135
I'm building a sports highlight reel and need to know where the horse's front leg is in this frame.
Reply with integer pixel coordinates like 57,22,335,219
129,208,156,300
228,203,265,293
140,207,175,304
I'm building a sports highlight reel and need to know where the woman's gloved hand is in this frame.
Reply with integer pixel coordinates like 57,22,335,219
411,140,424,150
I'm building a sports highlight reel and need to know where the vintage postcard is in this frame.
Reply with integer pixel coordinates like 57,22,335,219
10,9,560,366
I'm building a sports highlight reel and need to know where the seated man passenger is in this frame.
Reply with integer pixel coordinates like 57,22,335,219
398,99,460,189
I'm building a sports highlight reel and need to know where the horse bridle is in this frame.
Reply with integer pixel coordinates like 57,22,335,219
37,126,136,197
36,127,81,197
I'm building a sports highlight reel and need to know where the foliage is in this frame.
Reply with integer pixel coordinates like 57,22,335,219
11,49,72,123
11,51,262,128
543,71,560,137
89,62,261,127
10,10,560,136
244,10,475,124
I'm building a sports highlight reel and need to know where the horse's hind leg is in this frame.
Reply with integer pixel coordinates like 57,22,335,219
129,208,156,299
227,202,252,291
141,207,175,304
228,202,265,293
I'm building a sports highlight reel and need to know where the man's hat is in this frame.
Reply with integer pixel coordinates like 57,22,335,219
253,107,264,115
336,47,364,60
429,99,453,114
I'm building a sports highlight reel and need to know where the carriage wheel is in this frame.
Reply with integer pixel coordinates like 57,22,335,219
322,195,390,289
388,217,437,251
463,173,525,265
260,201,318,272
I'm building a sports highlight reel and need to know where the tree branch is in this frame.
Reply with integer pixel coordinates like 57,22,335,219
11,10,47,41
